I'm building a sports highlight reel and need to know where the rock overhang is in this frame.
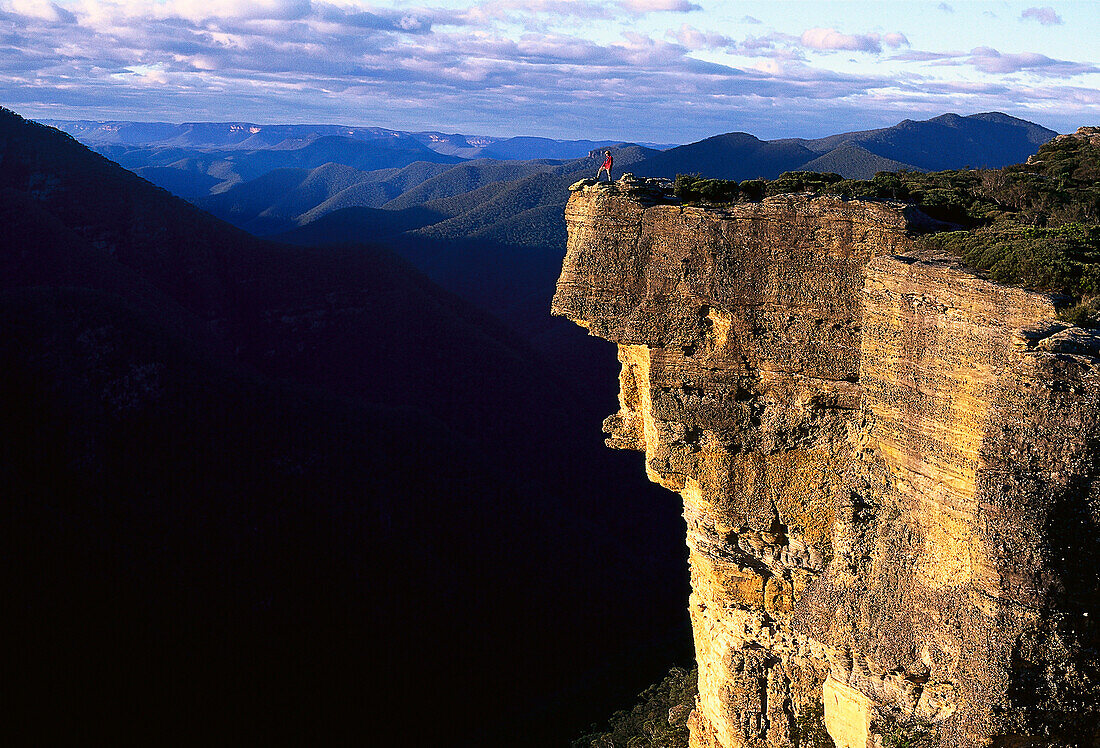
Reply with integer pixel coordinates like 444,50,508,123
553,182,1100,748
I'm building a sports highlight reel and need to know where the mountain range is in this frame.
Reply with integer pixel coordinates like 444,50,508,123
44,117,675,159
46,113,1055,252
48,111,1055,201
632,111,1056,181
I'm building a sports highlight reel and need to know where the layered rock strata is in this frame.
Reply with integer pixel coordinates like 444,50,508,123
552,177,1100,748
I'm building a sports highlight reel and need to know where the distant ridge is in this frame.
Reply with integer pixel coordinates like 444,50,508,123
43,118,678,160
630,131,817,181
46,112,1056,219
781,111,1057,173
796,144,917,180
41,119,467,149
632,111,1057,180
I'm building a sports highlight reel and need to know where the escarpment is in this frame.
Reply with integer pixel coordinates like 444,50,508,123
553,177,1100,748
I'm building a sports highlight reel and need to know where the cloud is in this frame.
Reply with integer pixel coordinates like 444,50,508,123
1021,6,1063,25
734,33,794,52
3,0,73,22
895,44,1099,78
800,28,908,54
801,28,878,52
890,50,958,62
741,15,761,24
967,46,1097,76
937,3,953,12
617,0,700,14
313,5,433,33
429,0,699,27
169,0,313,22
665,23,731,50
464,0,613,23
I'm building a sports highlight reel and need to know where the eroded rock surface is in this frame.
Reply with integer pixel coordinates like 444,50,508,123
552,179,1100,748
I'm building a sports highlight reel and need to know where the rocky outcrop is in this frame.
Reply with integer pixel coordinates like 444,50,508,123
553,177,1100,748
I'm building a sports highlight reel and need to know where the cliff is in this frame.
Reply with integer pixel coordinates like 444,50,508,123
553,177,1100,748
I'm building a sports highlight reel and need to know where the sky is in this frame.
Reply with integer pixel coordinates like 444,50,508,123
2,0,1098,142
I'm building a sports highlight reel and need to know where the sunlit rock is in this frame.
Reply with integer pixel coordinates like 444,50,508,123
553,181,1100,748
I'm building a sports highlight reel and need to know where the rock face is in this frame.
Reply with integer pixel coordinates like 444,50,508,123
552,178,1100,748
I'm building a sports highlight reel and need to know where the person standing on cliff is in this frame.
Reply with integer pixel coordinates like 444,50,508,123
597,150,613,181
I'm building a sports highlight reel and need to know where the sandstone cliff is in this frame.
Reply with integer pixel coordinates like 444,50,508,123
553,177,1100,748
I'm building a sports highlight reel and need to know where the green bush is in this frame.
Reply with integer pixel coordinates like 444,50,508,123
573,667,698,748
738,178,767,202
874,713,937,748
765,171,844,197
674,175,739,203
794,700,836,748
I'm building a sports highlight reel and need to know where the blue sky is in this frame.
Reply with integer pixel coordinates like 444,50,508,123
2,0,1097,141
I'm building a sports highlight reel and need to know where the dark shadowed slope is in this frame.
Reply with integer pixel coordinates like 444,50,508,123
84,135,462,202
196,157,569,236
195,162,383,234
382,158,561,209
195,166,324,233
133,164,224,198
413,171,570,244
292,160,457,221
2,108,688,745
274,204,445,244
196,147,652,237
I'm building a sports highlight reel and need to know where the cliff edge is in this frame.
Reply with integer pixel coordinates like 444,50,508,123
553,176,1100,748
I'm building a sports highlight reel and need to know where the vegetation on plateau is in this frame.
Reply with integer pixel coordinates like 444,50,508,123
674,129,1100,323
572,667,698,748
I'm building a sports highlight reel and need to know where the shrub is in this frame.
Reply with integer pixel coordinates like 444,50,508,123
765,171,844,197
739,178,767,201
573,667,698,748
874,713,937,748
674,175,739,203
794,700,836,748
